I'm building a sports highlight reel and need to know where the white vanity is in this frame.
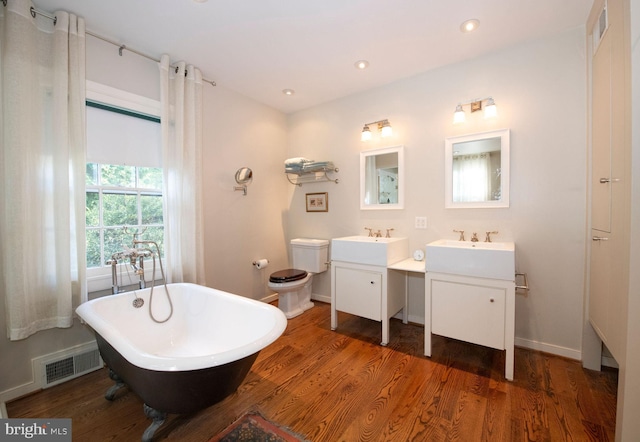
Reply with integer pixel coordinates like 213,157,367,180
424,239,516,380
331,235,409,346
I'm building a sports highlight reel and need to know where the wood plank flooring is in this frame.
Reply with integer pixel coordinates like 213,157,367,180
7,301,618,441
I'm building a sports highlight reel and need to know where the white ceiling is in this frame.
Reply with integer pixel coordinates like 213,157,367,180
32,0,592,114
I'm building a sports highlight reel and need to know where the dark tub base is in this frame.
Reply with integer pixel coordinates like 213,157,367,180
95,334,259,441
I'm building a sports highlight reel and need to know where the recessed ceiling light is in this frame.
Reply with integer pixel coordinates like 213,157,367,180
354,60,369,70
282,89,295,96
460,19,480,33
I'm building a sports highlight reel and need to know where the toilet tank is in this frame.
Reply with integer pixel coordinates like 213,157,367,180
291,238,329,273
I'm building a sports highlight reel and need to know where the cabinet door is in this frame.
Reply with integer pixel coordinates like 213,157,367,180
589,235,611,345
591,30,613,233
431,280,506,350
335,267,382,321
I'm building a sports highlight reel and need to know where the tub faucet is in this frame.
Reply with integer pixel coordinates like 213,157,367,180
453,230,465,241
386,228,394,238
471,233,479,242
364,227,373,237
374,230,383,237
485,231,499,242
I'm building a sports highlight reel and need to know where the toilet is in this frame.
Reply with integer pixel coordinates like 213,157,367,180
268,238,329,319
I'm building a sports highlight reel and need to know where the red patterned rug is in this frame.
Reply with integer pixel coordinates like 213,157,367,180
209,411,309,442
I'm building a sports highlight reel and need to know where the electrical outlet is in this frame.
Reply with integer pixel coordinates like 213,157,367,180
415,216,427,229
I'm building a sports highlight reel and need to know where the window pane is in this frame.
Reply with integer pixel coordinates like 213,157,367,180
103,192,137,226
141,194,163,224
140,226,164,258
104,228,131,261
139,167,163,190
86,163,98,186
100,164,135,187
86,229,101,268
86,191,100,226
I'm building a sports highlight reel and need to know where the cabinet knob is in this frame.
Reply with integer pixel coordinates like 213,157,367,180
592,236,609,241
370,281,375,285
490,298,495,303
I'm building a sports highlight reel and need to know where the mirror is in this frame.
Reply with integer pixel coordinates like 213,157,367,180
234,167,252,196
235,167,253,184
445,129,510,208
360,145,404,210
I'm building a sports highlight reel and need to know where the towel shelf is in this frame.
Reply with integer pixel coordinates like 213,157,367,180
286,167,339,186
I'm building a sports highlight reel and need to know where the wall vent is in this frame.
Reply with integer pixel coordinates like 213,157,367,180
33,342,103,389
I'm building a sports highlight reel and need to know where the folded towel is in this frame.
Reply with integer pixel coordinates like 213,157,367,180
302,161,335,172
284,157,314,166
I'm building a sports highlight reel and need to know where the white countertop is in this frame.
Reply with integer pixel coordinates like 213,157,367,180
388,258,426,273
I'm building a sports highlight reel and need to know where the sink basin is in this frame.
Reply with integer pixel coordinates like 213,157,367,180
425,239,515,280
331,236,409,266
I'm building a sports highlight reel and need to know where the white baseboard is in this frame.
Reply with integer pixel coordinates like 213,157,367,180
0,380,39,407
261,293,278,304
311,293,331,304
514,337,581,360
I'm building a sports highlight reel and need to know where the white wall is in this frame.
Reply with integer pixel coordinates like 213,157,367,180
287,27,587,359
201,85,289,299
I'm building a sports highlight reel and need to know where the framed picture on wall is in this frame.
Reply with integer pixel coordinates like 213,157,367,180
306,192,328,212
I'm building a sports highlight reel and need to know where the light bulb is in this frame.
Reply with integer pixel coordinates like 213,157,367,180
453,104,466,124
380,121,393,137
484,98,497,118
361,126,372,141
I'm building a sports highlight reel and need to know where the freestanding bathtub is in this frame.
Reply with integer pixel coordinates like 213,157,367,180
76,283,287,441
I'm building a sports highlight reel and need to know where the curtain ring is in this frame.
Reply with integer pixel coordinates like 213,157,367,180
2,0,8,7
119,45,126,56
30,6,36,17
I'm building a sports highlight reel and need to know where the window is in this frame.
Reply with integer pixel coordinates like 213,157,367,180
85,81,162,292
85,163,163,268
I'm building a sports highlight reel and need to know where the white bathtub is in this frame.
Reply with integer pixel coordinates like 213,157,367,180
77,282,288,372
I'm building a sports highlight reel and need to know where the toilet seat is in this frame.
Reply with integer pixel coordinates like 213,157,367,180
269,268,308,283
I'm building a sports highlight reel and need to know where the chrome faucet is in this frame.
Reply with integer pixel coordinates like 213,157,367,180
470,233,479,242
364,227,373,237
374,229,383,237
485,231,499,242
453,230,465,241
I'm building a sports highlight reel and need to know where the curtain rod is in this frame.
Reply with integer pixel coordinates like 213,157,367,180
29,6,216,87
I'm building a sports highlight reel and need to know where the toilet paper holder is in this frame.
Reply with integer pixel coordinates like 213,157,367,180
253,259,269,269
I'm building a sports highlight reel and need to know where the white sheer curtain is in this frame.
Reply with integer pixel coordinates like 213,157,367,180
159,55,205,284
452,153,491,202
0,0,86,340
364,156,377,205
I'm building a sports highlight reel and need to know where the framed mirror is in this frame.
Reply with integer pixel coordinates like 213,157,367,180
445,129,510,208
360,145,405,210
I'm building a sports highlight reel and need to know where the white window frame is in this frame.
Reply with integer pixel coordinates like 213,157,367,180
86,81,162,293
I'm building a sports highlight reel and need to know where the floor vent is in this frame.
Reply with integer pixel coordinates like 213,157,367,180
34,342,103,389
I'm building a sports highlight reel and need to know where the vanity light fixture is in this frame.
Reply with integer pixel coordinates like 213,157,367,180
360,119,392,141
452,97,498,123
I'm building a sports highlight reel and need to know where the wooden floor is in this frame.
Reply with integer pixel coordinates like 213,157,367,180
8,301,618,442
